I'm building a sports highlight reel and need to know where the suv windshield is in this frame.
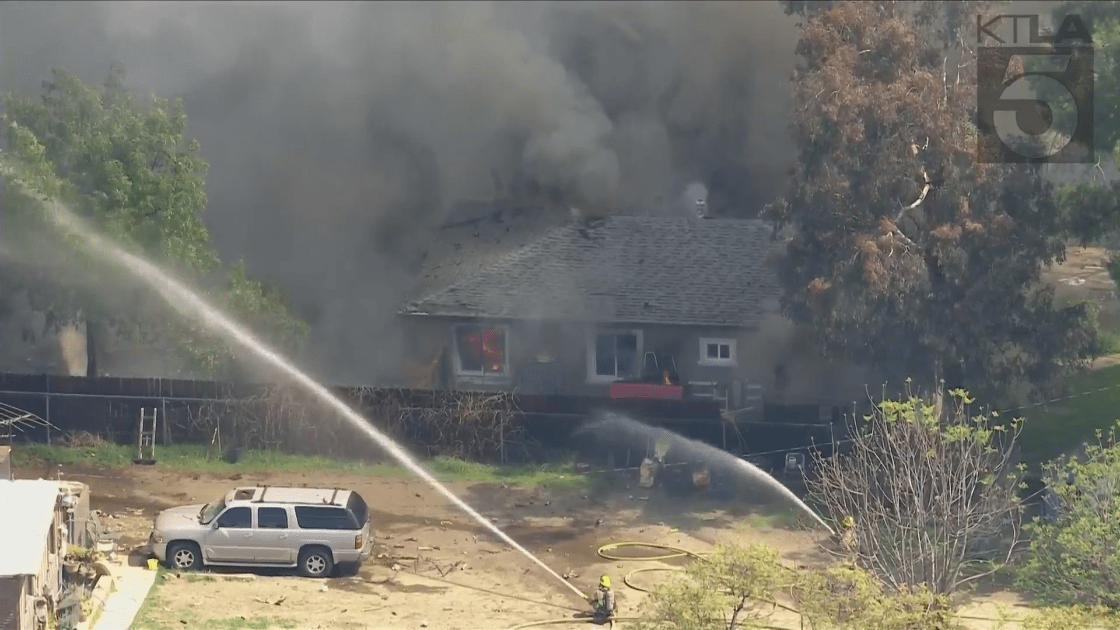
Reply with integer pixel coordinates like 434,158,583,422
199,498,226,524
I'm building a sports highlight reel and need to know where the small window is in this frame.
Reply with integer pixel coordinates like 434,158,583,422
216,506,252,529
257,507,289,529
294,506,359,530
454,324,509,377
698,338,737,366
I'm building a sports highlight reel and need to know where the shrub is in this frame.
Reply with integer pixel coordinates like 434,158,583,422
793,563,950,630
1017,423,1120,608
636,544,787,630
1017,606,1120,630
810,385,1024,595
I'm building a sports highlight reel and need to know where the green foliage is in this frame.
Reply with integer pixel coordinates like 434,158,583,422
1017,423,1120,608
1017,606,1120,630
637,544,787,630
0,64,307,376
638,544,953,630
794,564,949,630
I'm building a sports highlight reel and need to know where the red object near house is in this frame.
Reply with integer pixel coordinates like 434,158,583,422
609,382,684,400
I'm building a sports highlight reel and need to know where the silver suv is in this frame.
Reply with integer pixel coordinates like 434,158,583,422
148,485,372,577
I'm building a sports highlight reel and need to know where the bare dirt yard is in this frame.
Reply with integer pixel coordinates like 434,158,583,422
13,458,1038,630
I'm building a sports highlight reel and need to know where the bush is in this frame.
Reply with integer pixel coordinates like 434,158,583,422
810,385,1024,595
636,544,787,630
793,564,950,630
1017,423,1120,608
639,544,953,630
1017,606,1120,630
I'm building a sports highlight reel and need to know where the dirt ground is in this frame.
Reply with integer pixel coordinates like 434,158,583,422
13,461,1040,630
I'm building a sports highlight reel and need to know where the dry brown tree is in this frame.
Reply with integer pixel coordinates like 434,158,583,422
809,384,1025,596
769,0,1099,401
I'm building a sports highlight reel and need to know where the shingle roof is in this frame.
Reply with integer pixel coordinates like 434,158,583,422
401,217,783,328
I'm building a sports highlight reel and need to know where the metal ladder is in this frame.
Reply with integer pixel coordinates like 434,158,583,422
135,408,158,464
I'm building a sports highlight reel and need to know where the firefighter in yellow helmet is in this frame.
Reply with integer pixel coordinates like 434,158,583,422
588,574,617,623
839,515,858,555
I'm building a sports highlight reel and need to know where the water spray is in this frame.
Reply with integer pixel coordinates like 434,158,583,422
581,413,835,536
7,170,588,602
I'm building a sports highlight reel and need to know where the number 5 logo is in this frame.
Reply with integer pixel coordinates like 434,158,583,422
977,46,1094,163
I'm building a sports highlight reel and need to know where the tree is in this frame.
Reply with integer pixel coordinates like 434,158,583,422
1040,2,1120,286
765,1,1100,398
0,64,308,377
809,386,1024,596
1017,423,1120,609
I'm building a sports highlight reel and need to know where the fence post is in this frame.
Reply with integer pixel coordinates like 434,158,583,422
161,396,170,446
45,392,51,446
499,422,505,464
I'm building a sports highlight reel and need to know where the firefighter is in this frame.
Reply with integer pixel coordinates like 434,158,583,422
588,575,617,624
839,515,858,556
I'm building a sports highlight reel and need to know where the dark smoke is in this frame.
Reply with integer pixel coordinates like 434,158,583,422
0,1,800,384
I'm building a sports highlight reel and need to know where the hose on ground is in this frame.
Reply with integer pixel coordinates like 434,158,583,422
596,541,708,563
596,541,703,592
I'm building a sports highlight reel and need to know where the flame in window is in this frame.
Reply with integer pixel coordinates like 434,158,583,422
461,326,505,373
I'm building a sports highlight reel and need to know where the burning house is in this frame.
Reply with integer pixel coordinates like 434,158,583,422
400,214,867,417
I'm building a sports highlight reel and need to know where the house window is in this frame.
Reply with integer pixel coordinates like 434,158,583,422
699,338,737,366
453,324,509,377
588,330,642,381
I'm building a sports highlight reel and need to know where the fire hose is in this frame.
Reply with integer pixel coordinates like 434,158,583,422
503,541,1027,630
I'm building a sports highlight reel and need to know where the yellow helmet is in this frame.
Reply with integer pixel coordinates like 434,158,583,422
599,575,611,588
841,515,855,529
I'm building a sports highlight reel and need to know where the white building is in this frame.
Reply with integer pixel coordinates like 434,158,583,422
0,480,65,630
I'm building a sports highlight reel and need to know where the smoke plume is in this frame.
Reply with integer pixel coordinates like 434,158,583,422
0,1,800,383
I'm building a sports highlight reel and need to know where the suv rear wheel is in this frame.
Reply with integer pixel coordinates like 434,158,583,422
166,541,202,570
298,546,335,578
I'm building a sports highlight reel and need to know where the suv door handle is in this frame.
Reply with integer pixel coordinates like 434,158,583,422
278,534,288,539
242,533,252,538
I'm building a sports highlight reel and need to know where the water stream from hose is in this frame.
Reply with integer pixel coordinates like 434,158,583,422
581,413,835,535
14,179,588,601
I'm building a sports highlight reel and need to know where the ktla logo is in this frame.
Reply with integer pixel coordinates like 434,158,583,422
976,14,1095,164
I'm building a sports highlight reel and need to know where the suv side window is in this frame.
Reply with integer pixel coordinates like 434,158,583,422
257,507,289,529
215,506,252,528
294,506,358,530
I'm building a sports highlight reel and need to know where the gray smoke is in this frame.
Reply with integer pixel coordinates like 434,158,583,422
0,1,800,383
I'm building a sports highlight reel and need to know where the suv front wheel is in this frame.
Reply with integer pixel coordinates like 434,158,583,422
166,541,202,571
298,546,335,578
